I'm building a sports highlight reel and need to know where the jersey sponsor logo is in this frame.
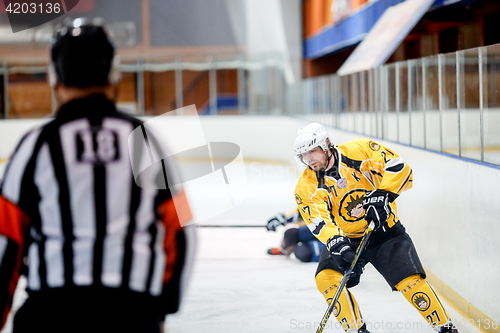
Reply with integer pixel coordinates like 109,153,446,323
326,236,345,250
338,189,367,223
368,141,380,151
363,196,385,205
337,177,347,189
411,292,431,312
295,194,303,205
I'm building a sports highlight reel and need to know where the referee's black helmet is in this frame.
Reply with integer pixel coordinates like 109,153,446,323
50,18,115,87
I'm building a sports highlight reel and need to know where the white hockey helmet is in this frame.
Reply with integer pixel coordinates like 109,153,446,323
293,123,332,165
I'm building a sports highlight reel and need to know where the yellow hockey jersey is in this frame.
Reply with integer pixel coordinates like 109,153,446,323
294,139,413,243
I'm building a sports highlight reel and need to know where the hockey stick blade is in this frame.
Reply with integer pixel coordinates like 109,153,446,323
315,222,375,333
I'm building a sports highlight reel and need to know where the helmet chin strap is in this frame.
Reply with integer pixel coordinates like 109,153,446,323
323,147,336,172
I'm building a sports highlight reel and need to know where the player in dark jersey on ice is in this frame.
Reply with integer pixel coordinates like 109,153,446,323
293,123,458,333
265,210,324,262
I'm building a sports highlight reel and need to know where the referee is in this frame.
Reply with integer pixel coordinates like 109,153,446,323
0,18,195,333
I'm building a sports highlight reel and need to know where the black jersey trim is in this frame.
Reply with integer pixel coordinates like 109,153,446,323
341,155,362,172
47,123,75,288
120,178,141,289
92,163,107,286
89,117,107,287
386,163,405,173
316,172,328,191
145,220,158,292
19,130,48,289
0,130,34,196
324,148,342,179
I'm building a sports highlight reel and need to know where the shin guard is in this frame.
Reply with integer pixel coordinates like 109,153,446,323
316,269,364,331
396,275,451,329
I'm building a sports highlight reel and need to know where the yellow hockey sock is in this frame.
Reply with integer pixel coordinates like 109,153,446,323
316,269,364,331
396,275,451,328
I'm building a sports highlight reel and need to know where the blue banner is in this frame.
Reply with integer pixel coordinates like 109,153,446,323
304,0,480,60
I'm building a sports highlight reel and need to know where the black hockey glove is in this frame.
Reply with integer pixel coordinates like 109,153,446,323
362,190,396,231
265,212,299,231
326,235,355,269
266,214,288,231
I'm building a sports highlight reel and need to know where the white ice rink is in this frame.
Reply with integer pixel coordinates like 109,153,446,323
0,161,484,333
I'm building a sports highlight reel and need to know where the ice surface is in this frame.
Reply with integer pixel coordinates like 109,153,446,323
0,161,484,333
166,226,483,333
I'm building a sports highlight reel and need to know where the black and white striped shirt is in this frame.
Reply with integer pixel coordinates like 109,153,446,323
0,95,194,326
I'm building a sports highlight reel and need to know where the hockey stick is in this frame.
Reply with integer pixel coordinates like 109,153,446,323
315,222,376,333
196,225,265,228
197,210,302,228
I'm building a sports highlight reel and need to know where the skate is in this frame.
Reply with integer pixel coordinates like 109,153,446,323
358,323,370,332
346,324,370,333
438,322,458,333
267,247,288,255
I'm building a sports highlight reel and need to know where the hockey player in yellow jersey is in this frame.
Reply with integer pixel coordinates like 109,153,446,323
293,123,458,333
